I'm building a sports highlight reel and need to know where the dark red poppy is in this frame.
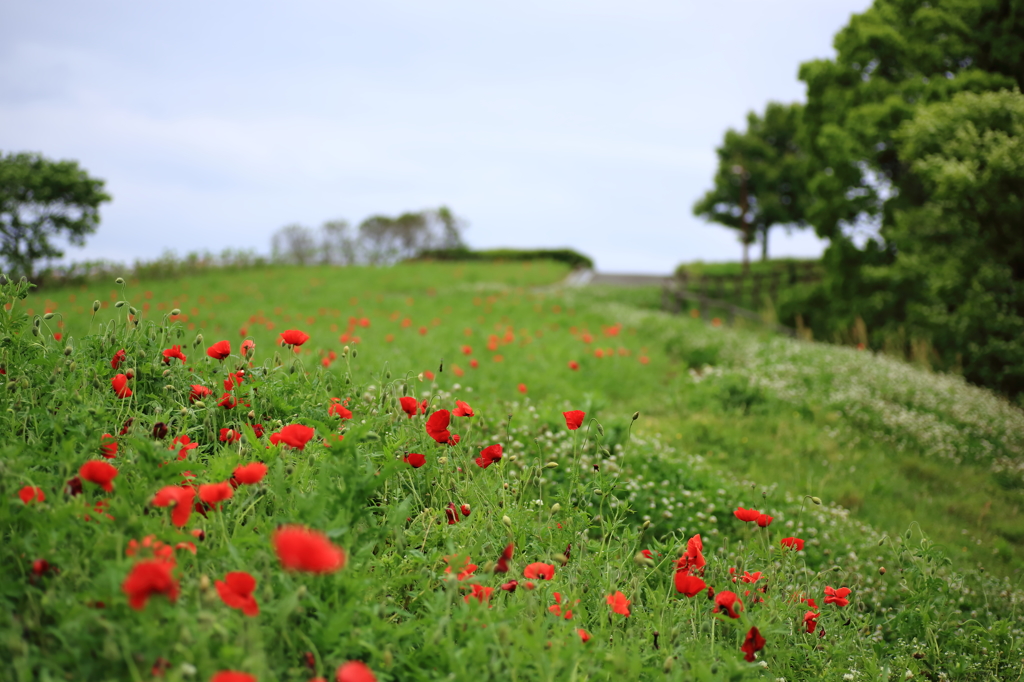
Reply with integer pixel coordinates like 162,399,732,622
233,462,268,485
803,610,819,633
273,525,346,573
32,559,52,577
674,573,707,597
279,329,310,347
111,374,132,398
563,410,585,430
270,424,316,449
65,476,82,496
111,349,126,369
425,410,453,444
524,562,555,580
207,340,231,360
189,385,213,402
475,444,503,469
215,571,259,616
79,460,118,492
495,542,514,573
734,507,760,523
170,434,198,460
122,560,178,610
756,513,773,528
453,400,474,417
162,345,187,365
251,423,264,438
780,537,804,551
399,397,419,418
606,591,631,616
152,422,168,439
741,626,766,662
335,661,376,682
403,452,425,468
152,485,195,527
824,585,851,607
460,504,471,518
445,502,459,525
18,485,45,504
199,481,233,507
329,401,353,419
210,673,256,682
220,428,242,443
501,580,518,592
713,590,743,618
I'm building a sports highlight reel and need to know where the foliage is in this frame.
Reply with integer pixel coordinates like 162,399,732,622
693,102,809,263
8,264,1024,680
0,151,111,279
414,247,594,270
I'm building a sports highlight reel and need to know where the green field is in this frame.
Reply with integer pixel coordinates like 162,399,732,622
5,261,1024,680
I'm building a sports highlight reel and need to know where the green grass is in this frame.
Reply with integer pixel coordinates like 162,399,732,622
4,261,1024,680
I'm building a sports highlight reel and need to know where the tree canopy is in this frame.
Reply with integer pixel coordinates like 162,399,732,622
693,102,809,265
0,152,111,278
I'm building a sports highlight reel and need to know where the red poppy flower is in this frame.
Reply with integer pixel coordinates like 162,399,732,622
824,585,851,607
444,555,477,580
199,481,234,507
460,504,471,518
780,537,804,551
470,359,479,368
218,392,239,409
577,629,591,643
548,592,573,619
111,349,126,369
279,329,310,347
18,485,45,504
273,525,346,573
518,383,527,393
495,542,514,573
568,360,579,370
207,340,231,359
211,673,256,682
397,452,424,468
251,423,264,438
425,410,453,444
803,610,819,633
233,462,268,485
756,513,773,528
464,584,493,605
329,402,353,419
676,534,706,575
474,444,503,469
224,371,245,390
524,562,555,580
606,591,631,617
399,396,419,418
712,590,743,618
98,433,118,459
445,502,459,525
162,345,187,364
741,626,766,662
215,571,259,616
452,400,474,417
241,339,255,357
734,507,760,523
190,385,213,402
170,434,198,460
270,424,316,450
79,460,117,492
64,476,82,496
152,485,195,527
335,661,376,682
500,580,518,592
220,428,242,443
122,559,178,610
461,345,472,355
674,573,707,597
563,410,585,430
742,571,762,583
152,422,168,439
111,374,132,398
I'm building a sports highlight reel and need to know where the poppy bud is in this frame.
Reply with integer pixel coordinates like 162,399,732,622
593,489,602,495
544,462,558,469
115,277,125,285
879,566,886,575
632,411,640,421
129,306,138,316
417,373,424,381
170,308,181,316
115,301,126,308
351,349,357,358
69,362,76,372
553,553,569,566
438,457,447,465
43,312,55,320
64,345,72,356
199,574,210,591
811,496,822,505
125,369,135,379
878,536,887,546
193,334,204,347
550,503,561,513
634,552,654,567
193,401,206,409
502,515,512,529
248,410,256,420
31,327,39,336
596,423,604,436
4,380,13,392
663,657,674,673
642,520,651,530
342,346,350,356
592,514,602,523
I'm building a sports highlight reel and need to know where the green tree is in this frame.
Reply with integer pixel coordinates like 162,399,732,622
0,152,111,278
693,102,809,267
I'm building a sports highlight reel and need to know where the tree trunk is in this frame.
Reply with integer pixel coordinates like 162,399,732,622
761,226,769,262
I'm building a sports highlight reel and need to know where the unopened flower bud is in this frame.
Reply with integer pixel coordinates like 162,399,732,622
43,312,55,320
115,301,126,308
811,496,822,505
502,515,512,529
642,520,651,530
544,462,558,469
550,503,561,513
115,277,125,285
351,349,357,358
247,410,256,420
663,656,674,673
170,308,181,316
193,334,204,347
92,300,101,312
632,411,640,421
199,574,210,591
634,552,655,567
438,456,447,465
129,306,138,316
879,566,886,575
163,369,171,377
63,345,72,356
593,489,602,496
596,423,604,436
193,401,206,409
125,369,135,379
417,373,424,382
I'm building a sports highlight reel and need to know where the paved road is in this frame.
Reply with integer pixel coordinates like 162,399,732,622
564,270,673,287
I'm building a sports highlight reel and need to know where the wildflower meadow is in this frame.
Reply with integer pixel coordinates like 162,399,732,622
4,261,1024,681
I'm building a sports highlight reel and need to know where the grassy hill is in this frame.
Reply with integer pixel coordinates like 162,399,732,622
4,261,1023,680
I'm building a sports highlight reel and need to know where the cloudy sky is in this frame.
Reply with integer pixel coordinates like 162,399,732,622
1,0,871,273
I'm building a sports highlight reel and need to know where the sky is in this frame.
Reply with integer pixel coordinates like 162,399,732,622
0,0,873,274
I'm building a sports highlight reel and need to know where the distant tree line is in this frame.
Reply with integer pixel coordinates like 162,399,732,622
271,207,466,266
694,0,1024,400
